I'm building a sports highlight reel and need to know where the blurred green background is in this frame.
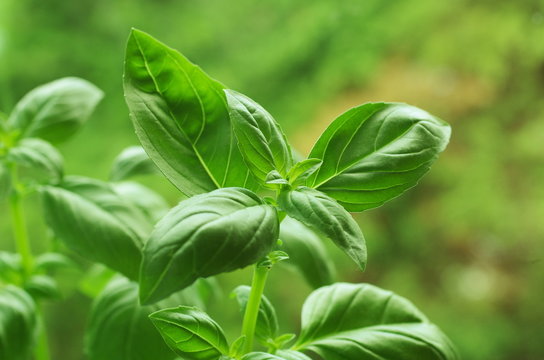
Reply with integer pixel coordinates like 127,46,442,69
1,0,543,359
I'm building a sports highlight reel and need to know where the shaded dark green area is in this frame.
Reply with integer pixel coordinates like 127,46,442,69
1,1,543,359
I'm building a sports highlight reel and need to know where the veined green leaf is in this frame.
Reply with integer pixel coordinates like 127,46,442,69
7,77,103,144
225,89,292,181
294,283,459,360
232,285,279,344
113,181,170,223
0,285,37,360
286,159,322,187
278,187,366,270
8,138,63,184
110,146,158,181
42,176,152,280
86,276,209,360
124,29,257,197
279,217,335,288
308,103,451,212
140,187,278,304
149,306,229,360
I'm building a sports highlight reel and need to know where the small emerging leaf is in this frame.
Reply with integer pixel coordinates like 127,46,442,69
232,285,279,344
241,351,311,360
24,275,60,300
7,77,103,144
286,158,322,187
149,306,229,360
225,89,292,181
140,187,278,304
110,146,158,181
278,187,366,270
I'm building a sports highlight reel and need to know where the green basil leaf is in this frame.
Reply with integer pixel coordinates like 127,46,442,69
124,29,257,197
113,181,170,223
0,163,11,201
294,283,459,360
24,274,60,300
0,285,38,360
232,285,279,344
242,351,312,360
278,187,366,270
149,306,229,360
307,103,451,212
286,159,322,187
42,176,152,280
140,187,278,304
7,77,103,144
34,253,77,273
8,138,63,184
86,276,208,360
110,146,158,181
279,217,335,288
225,89,292,181
0,252,22,285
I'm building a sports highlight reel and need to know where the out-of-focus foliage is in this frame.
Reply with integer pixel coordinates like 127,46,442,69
0,0,542,359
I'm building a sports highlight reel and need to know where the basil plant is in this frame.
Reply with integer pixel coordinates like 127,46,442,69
0,28,459,360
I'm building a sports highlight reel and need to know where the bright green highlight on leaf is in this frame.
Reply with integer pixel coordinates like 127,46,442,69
149,306,229,360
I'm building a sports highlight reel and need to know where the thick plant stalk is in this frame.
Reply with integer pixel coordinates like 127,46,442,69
35,306,51,360
241,265,270,354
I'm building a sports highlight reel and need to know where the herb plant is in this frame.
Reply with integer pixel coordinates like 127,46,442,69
0,28,459,360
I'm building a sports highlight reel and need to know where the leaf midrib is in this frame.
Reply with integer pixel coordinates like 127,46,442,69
132,34,221,189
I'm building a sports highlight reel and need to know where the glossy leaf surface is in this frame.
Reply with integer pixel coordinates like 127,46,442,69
8,138,63,184
86,277,206,360
7,77,103,143
124,29,256,196
42,176,151,279
0,286,37,360
279,217,334,288
278,187,366,270
225,89,292,181
150,306,228,360
110,146,158,181
308,103,450,211
294,283,459,360
232,285,279,344
140,187,278,304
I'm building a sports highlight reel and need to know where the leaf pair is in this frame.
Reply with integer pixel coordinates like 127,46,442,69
150,283,458,360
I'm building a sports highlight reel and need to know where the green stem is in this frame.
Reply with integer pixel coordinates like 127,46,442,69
241,265,270,354
34,306,51,360
8,164,33,277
